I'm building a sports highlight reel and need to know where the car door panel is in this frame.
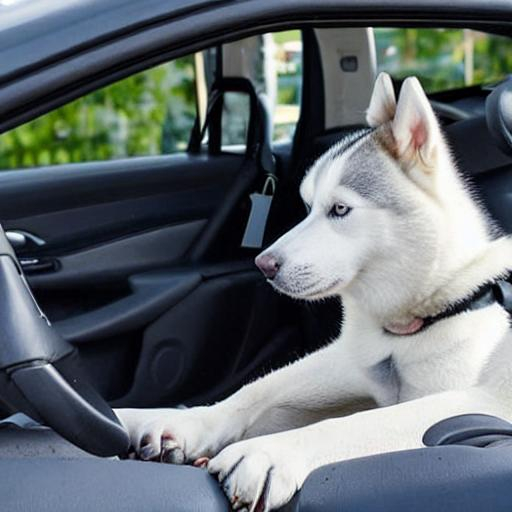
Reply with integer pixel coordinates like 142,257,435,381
54,270,202,344
110,264,302,408
26,220,207,288
0,151,276,403
0,154,240,256
0,144,310,410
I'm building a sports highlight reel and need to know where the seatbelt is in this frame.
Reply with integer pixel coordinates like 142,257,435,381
241,93,277,248
187,77,276,260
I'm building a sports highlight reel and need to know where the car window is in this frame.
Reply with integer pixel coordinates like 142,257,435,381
273,30,302,142
0,56,197,170
221,30,302,148
375,28,512,93
0,29,303,170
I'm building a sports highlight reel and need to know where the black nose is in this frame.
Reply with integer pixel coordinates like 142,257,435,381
255,253,280,279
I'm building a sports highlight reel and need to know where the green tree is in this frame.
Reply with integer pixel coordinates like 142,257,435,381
376,28,512,93
0,56,196,169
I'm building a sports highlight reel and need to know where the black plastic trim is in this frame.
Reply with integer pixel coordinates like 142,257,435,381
11,360,129,457
0,458,229,512
55,271,202,343
296,443,512,512
423,413,512,447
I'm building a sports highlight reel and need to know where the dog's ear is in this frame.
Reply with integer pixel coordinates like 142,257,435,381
392,76,441,167
366,72,397,127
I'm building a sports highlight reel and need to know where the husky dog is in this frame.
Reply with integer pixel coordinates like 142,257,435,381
117,73,512,511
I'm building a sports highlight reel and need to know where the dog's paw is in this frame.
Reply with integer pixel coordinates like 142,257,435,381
208,436,307,511
116,407,224,464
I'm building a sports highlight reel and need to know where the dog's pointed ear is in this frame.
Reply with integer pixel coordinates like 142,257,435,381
366,72,397,127
392,76,441,167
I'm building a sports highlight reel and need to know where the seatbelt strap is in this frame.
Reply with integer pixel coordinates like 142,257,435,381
187,77,277,255
240,93,277,249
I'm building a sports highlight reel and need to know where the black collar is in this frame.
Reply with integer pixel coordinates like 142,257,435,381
385,278,512,336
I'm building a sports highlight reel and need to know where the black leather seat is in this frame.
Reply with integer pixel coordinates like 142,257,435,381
486,78,512,156
1,457,229,512
445,78,512,233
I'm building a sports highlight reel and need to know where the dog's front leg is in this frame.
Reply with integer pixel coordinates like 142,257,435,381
208,386,509,511
116,341,370,464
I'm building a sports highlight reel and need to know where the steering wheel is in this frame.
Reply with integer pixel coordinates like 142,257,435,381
0,225,129,456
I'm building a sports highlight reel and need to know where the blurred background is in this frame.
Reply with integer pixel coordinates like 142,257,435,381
1,28,511,170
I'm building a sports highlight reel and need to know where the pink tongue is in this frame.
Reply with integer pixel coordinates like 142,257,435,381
385,317,424,335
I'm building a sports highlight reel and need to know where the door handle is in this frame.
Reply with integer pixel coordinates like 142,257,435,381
5,230,46,250
19,258,58,274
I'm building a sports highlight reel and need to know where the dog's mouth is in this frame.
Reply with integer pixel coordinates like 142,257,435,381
270,277,343,300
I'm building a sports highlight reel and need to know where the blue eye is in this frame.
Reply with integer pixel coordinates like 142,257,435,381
329,203,351,218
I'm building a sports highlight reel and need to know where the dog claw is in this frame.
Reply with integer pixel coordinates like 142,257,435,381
140,443,157,461
162,448,185,464
232,498,247,510
158,435,184,464
161,446,185,464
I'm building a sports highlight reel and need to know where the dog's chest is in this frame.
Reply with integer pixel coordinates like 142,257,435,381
367,353,449,406
365,337,486,406
348,304,509,406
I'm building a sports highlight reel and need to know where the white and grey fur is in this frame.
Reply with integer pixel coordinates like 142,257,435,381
117,72,512,512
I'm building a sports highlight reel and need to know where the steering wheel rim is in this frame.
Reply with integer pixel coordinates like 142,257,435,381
0,225,129,456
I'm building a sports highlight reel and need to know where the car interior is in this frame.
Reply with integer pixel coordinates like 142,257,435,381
0,20,512,511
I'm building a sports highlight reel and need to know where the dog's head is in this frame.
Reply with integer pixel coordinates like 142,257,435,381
256,73,491,314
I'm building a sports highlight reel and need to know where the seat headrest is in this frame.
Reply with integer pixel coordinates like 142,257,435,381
486,78,512,156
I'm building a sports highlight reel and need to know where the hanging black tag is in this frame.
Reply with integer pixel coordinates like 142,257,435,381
241,176,276,249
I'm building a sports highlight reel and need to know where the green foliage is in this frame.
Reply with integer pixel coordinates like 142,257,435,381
0,57,196,169
473,34,512,85
0,29,510,171
277,76,301,105
273,30,301,45
375,28,512,93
